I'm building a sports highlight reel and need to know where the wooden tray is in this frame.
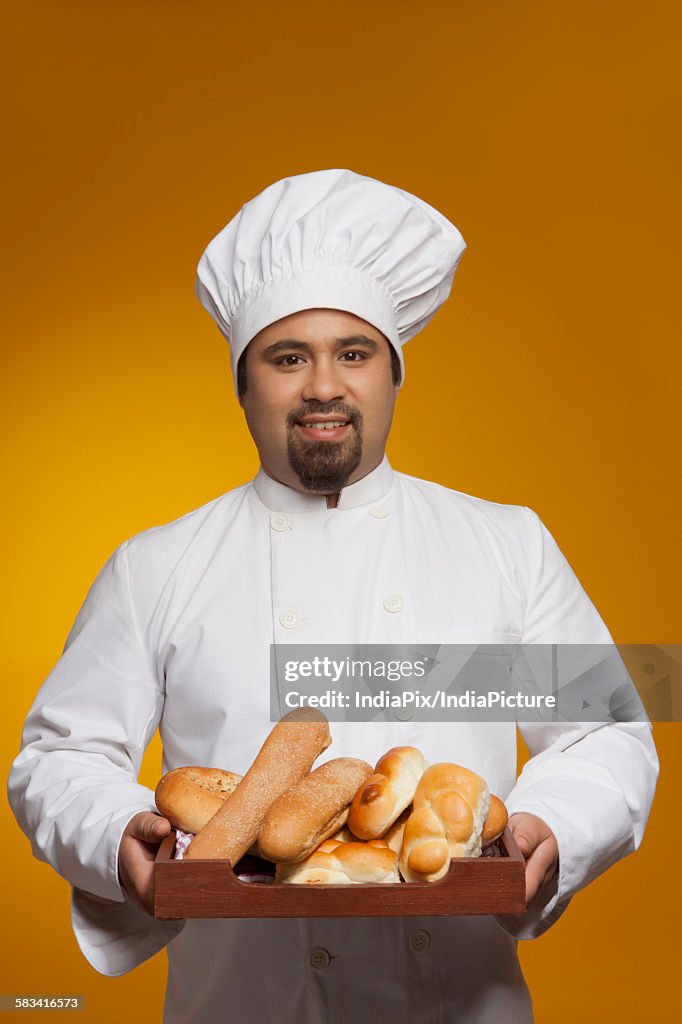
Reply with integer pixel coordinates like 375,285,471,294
154,828,526,919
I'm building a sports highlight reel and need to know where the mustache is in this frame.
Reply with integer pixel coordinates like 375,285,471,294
286,401,362,429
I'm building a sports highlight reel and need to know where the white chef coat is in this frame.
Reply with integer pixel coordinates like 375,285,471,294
8,458,658,1023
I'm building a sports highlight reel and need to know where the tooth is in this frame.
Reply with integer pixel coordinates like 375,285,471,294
304,421,347,429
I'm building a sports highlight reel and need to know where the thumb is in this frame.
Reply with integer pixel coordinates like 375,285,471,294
512,831,532,857
508,813,543,858
128,811,171,842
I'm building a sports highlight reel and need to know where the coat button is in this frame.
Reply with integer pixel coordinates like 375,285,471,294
383,594,404,613
279,609,301,629
270,512,289,532
393,706,413,722
408,929,431,953
369,504,389,519
307,947,332,969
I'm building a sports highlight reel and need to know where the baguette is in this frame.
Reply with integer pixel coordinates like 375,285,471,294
259,757,373,863
155,766,242,834
185,708,332,862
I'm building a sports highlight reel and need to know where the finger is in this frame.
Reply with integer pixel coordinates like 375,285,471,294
147,815,171,841
524,857,545,902
122,857,156,913
119,836,158,913
127,812,171,843
511,830,532,858
523,839,558,902
136,863,156,914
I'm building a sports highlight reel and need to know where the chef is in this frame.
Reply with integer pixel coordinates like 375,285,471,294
8,169,658,1023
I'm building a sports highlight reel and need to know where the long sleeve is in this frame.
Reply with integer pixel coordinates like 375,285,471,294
498,509,659,939
502,718,658,938
7,541,184,973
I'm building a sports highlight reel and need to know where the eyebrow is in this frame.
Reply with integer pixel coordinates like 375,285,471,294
261,335,380,357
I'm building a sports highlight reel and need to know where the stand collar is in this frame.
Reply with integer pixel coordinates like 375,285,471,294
252,456,394,512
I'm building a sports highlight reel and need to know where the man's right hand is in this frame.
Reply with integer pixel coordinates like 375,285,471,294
118,811,171,915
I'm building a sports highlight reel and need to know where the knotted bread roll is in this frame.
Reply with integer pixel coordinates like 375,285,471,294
399,763,490,882
276,838,399,884
347,746,426,839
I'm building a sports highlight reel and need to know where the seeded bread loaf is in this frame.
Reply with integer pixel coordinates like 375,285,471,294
259,757,373,863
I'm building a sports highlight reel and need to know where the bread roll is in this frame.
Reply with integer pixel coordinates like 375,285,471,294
347,746,426,839
258,757,373,863
482,795,508,846
328,825,357,844
155,766,242,834
330,817,408,859
383,807,410,855
399,763,490,882
276,838,399,884
185,708,332,862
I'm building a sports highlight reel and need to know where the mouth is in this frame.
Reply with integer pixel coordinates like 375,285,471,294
294,417,353,441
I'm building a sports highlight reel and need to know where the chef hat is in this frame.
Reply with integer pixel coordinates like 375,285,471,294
195,168,466,389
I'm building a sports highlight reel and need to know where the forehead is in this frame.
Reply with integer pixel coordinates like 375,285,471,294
247,308,387,352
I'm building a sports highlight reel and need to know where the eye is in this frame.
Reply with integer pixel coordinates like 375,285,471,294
276,354,305,367
340,350,367,362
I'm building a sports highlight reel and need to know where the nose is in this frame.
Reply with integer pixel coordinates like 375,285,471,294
300,354,347,404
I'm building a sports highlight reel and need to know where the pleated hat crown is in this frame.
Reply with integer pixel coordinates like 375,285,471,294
195,169,466,388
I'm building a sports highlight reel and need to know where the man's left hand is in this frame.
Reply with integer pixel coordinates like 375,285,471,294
508,812,559,903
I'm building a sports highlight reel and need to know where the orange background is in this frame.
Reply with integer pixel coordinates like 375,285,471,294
2,1,680,1019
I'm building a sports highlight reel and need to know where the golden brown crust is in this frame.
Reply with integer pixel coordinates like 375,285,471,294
481,794,508,845
258,757,373,863
185,709,332,862
154,766,242,834
347,746,426,839
399,763,490,882
327,825,357,844
383,808,410,855
276,838,399,884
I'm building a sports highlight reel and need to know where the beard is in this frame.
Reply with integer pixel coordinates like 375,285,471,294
286,401,363,493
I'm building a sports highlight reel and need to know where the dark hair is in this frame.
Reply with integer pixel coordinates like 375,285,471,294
237,339,401,398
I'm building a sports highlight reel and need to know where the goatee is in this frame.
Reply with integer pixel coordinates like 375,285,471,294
286,402,363,493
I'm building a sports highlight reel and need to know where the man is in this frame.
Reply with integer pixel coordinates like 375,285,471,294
8,170,658,1023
